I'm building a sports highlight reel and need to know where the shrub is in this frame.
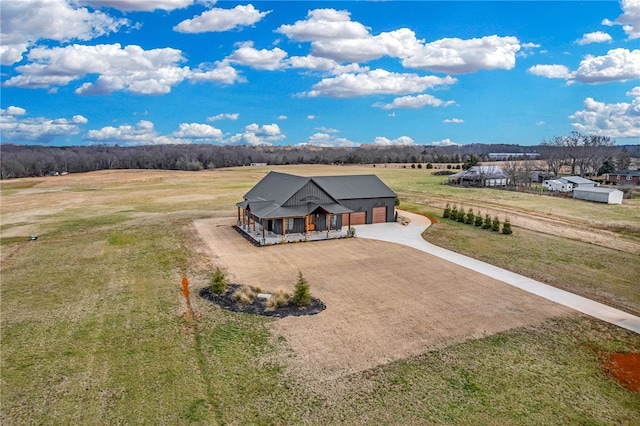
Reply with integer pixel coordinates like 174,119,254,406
417,163,422,169
265,288,291,311
426,163,433,169
292,272,311,307
348,227,356,237
411,164,416,169
492,216,500,232
394,211,398,222
447,164,452,169
474,212,484,227
502,218,513,234
395,196,400,206
210,267,228,294
456,208,465,222
443,203,451,219
450,204,458,219
233,285,256,304
465,208,474,225
482,213,492,229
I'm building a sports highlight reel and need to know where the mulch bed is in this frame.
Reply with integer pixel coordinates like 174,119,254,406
600,352,640,393
199,284,326,318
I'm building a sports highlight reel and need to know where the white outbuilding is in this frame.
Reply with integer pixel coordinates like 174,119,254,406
572,187,623,204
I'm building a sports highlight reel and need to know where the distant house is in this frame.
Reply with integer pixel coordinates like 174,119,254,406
607,169,640,185
573,187,623,204
237,171,396,245
531,170,552,183
543,176,598,192
448,166,508,187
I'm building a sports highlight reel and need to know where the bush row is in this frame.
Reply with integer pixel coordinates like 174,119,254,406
442,204,512,235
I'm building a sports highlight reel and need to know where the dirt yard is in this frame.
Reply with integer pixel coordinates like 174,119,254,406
194,218,572,381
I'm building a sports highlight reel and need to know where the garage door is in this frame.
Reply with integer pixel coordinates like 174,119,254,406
372,207,387,223
344,212,366,226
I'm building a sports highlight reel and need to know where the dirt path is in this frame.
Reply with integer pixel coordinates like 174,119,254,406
193,217,572,381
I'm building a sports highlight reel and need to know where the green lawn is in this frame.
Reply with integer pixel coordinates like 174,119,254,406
2,167,639,425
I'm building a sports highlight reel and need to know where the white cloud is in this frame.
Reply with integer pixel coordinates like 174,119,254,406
3,43,190,94
277,115,288,120
444,118,464,123
0,107,88,143
401,35,521,74
1,0,129,65
227,123,286,145
576,31,612,45
375,94,454,110
570,90,640,138
604,0,640,39
306,69,456,98
431,138,459,146
84,120,179,145
174,4,270,33
299,132,358,147
189,60,244,85
207,113,239,122
573,48,640,83
226,42,287,70
80,0,193,11
316,126,338,133
307,115,316,120
373,136,415,146
172,123,223,141
275,9,370,42
527,64,572,79
287,55,369,75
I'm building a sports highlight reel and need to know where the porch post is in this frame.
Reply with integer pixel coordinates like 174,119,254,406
305,216,309,241
327,213,331,238
253,215,256,233
262,219,265,245
282,218,286,241
348,213,351,235
237,207,241,226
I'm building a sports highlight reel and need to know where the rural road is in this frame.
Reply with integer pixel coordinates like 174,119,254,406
355,210,640,334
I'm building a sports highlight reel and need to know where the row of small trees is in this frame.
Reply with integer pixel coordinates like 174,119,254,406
443,204,512,234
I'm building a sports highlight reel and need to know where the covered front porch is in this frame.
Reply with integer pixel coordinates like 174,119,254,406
236,203,354,246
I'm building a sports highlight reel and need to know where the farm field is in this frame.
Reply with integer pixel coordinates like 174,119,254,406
1,166,639,425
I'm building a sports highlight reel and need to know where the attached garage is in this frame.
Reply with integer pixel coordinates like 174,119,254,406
372,206,387,223
345,211,366,226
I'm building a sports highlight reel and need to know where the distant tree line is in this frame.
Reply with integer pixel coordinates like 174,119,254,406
1,137,637,179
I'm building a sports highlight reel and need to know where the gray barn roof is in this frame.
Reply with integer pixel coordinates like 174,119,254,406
311,174,397,200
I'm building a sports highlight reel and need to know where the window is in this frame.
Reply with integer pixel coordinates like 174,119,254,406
286,218,295,231
627,175,632,181
330,215,338,228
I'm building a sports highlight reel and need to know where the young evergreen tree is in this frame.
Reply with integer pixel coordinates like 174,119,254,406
450,204,458,220
492,216,501,232
502,218,513,234
465,208,474,224
482,213,492,229
474,211,484,227
456,208,466,222
292,272,312,307
443,203,451,219
210,266,228,294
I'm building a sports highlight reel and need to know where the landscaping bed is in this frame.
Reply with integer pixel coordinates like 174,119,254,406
199,284,326,318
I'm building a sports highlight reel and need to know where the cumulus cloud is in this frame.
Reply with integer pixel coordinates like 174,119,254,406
3,43,245,94
277,115,288,120
402,35,521,74
83,120,180,145
172,123,224,141
527,64,572,79
306,69,456,98
80,0,194,11
287,55,369,75
570,89,640,138
444,118,464,123
603,0,640,39
373,136,415,146
174,4,270,33
0,0,129,65
227,123,286,145
576,31,612,45
299,132,358,147
431,138,459,146
528,49,639,84
226,42,287,70
0,107,88,143
374,94,454,110
207,113,239,122
573,48,640,83
277,8,521,74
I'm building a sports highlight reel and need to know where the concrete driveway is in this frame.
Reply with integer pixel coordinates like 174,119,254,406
355,210,640,334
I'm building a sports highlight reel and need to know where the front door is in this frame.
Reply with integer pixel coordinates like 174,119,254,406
307,214,315,231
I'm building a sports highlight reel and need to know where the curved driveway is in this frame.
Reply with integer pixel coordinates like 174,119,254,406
354,210,640,334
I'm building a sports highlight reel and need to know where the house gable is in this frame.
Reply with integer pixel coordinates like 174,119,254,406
282,180,337,207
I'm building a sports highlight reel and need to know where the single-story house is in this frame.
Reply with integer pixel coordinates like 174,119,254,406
607,169,640,185
237,171,396,245
448,166,508,187
543,176,598,192
573,187,623,204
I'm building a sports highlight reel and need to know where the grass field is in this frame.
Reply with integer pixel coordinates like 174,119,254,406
1,166,639,425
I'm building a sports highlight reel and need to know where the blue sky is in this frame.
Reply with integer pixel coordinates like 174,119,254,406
1,0,638,147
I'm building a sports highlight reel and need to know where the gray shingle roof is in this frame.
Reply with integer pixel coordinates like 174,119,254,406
312,174,396,200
